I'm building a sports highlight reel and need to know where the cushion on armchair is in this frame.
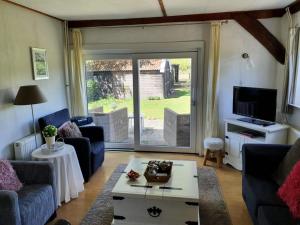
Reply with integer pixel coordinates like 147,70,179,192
0,160,23,191
58,121,82,138
278,161,300,219
273,139,300,185
18,184,55,225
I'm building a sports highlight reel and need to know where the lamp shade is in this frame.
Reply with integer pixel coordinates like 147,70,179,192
14,85,47,105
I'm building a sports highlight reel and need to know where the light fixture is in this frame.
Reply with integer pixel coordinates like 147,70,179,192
14,85,47,148
242,52,255,69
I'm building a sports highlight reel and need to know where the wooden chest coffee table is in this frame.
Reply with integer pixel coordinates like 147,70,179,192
112,158,199,225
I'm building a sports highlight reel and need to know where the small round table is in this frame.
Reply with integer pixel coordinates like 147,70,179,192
32,144,84,206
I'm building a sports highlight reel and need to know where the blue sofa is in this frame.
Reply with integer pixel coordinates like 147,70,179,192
242,144,299,225
38,108,105,182
0,161,57,225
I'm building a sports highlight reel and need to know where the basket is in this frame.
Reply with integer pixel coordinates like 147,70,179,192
144,160,173,183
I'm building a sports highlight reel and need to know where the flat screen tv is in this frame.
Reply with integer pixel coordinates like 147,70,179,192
233,86,277,122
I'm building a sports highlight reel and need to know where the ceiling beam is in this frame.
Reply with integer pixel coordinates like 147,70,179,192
3,0,63,21
234,13,285,64
68,8,285,28
286,0,300,14
157,0,167,17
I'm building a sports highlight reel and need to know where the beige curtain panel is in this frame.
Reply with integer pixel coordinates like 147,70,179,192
71,29,87,116
281,9,300,113
205,22,221,138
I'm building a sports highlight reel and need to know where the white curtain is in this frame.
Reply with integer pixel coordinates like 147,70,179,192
281,10,299,113
205,22,221,139
71,29,87,116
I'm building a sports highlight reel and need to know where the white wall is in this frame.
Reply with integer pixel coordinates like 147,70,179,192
0,1,67,159
219,19,281,136
80,19,281,139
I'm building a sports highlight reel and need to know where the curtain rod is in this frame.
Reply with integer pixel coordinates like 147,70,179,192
74,20,229,30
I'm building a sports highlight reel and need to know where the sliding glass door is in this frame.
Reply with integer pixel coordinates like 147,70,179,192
133,53,197,153
85,52,199,153
85,58,134,149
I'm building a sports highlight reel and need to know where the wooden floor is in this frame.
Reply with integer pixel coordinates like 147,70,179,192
52,151,253,225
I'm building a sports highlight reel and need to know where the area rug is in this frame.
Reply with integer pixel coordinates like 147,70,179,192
80,164,232,225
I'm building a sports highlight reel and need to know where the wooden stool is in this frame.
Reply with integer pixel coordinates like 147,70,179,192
203,137,224,168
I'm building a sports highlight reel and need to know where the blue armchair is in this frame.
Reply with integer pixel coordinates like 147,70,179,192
38,108,105,182
0,161,57,225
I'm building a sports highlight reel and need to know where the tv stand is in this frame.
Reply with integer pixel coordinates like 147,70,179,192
237,117,276,127
224,118,289,170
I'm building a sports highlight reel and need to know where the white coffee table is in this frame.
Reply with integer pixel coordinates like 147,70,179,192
112,158,199,225
32,144,84,206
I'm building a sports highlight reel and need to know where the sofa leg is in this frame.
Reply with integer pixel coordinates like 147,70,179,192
47,211,57,223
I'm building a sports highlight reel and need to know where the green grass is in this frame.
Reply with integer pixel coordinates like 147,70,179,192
88,88,191,119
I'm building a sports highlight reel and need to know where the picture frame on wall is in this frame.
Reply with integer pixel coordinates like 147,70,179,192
31,47,49,80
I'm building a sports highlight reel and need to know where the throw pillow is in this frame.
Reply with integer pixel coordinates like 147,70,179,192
273,138,300,186
277,160,300,218
58,121,82,138
0,160,23,191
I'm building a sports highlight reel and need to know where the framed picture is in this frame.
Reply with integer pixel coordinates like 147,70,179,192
31,47,49,80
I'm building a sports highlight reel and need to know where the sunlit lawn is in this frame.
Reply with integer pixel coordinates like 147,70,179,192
88,88,191,119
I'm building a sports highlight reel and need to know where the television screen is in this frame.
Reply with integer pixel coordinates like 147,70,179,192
233,86,277,122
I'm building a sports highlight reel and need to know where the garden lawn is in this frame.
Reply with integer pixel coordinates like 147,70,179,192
88,89,190,120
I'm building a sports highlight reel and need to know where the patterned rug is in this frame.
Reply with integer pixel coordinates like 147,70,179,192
80,164,232,225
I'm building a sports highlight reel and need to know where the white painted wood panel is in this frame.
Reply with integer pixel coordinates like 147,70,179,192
112,158,199,225
224,118,289,170
288,127,300,144
113,198,198,225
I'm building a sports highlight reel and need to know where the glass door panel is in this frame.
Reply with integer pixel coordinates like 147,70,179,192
137,57,195,150
85,59,134,147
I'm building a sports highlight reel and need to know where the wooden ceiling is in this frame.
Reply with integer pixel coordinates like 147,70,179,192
4,0,300,65
7,0,295,20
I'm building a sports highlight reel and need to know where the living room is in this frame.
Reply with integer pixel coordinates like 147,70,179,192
1,0,300,225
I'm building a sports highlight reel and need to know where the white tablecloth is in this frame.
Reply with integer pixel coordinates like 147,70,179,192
32,144,84,206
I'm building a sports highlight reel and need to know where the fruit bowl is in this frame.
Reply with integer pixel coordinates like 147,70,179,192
127,169,140,181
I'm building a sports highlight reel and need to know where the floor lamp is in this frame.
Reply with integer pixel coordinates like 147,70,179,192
14,85,47,148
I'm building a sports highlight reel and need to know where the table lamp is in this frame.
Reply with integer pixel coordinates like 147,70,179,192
14,85,47,148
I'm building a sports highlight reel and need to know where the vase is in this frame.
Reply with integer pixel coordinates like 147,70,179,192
45,136,55,150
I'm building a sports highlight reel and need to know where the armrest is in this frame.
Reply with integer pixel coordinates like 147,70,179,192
0,191,21,225
64,137,92,182
80,126,104,143
242,144,291,178
10,161,57,207
64,137,91,152
71,116,93,126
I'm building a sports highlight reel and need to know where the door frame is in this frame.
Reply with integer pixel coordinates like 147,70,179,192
83,41,205,154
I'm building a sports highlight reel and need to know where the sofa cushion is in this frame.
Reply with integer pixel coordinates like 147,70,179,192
243,175,285,218
0,160,23,191
273,138,300,186
58,121,82,138
18,184,55,225
257,206,297,225
278,160,300,218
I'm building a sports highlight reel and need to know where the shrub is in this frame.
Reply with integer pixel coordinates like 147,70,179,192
87,79,100,102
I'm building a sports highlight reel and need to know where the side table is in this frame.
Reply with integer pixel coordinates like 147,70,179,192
32,144,84,206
